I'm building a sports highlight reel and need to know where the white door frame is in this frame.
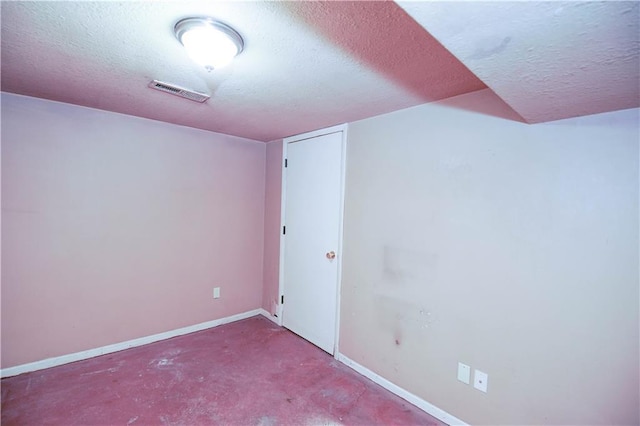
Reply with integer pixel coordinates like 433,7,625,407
277,123,348,357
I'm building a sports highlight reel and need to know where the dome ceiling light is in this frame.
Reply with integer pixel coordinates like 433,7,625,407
174,17,244,71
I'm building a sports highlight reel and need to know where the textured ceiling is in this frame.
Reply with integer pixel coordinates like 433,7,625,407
0,1,484,142
1,2,637,142
398,1,640,124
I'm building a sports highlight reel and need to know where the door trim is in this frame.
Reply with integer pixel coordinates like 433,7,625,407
277,123,348,357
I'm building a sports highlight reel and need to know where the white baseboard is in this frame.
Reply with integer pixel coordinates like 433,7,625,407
1,308,264,378
258,308,280,324
3,311,465,426
336,353,468,426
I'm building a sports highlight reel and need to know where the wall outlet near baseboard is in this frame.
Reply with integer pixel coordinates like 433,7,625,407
474,369,488,393
457,362,471,384
213,287,220,299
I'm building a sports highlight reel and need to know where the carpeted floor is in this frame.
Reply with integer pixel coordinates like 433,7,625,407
1,315,445,425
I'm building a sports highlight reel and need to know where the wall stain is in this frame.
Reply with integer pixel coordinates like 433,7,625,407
394,329,402,346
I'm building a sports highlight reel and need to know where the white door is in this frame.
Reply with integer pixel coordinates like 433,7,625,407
282,130,344,354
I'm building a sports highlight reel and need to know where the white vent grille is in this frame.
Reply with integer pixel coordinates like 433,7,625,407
148,80,209,103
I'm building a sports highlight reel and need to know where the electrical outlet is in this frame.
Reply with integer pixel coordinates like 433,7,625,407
457,362,470,384
474,370,488,393
213,287,220,299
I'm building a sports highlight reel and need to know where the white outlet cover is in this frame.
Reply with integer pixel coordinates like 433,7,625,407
457,362,470,384
213,287,220,299
474,369,488,393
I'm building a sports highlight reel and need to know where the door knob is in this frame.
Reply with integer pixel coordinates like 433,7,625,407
326,251,336,260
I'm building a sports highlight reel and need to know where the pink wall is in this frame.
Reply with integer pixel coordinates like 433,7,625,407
262,140,283,317
1,93,266,368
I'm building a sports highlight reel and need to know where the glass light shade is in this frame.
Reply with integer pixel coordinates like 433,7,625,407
175,18,244,71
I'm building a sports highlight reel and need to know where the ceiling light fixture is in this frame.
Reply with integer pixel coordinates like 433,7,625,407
174,17,244,71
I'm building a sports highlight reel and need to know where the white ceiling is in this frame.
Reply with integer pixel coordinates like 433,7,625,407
398,1,640,124
1,1,637,142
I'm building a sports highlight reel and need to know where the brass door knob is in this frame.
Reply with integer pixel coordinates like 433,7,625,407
326,251,336,260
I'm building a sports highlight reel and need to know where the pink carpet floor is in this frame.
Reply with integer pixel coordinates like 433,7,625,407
1,315,445,425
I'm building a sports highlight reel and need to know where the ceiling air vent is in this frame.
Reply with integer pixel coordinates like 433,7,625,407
148,80,210,103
